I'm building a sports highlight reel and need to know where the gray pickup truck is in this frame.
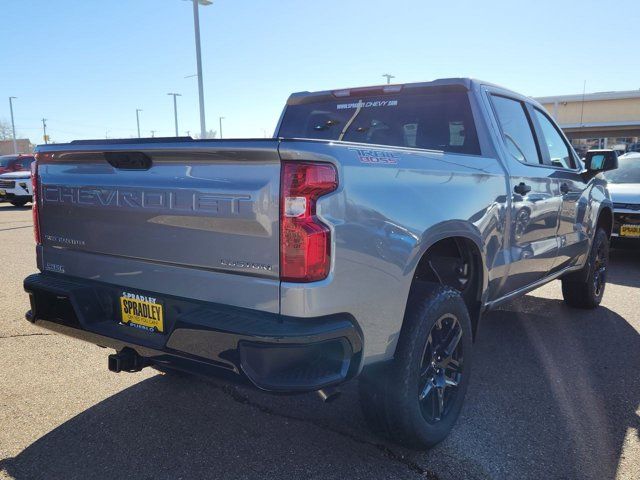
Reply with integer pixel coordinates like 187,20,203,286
24,78,617,448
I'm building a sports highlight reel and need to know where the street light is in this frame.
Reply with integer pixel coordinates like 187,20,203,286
382,73,395,85
185,0,212,139
219,116,225,139
136,109,143,138
8,97,17,153
167,93,182,137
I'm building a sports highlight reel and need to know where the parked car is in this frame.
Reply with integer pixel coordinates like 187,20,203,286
605,152,640,241
0,154,34,175
611,143,627,157
23,78,616,449
627,142,640,153
0,171,33,206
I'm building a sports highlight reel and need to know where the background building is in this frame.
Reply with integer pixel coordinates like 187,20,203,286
0,139,33,156
536,90,640,156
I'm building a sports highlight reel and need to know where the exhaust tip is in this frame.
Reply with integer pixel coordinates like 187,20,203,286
316,387,341,403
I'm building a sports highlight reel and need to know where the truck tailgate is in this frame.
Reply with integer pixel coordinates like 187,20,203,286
36,140,281,312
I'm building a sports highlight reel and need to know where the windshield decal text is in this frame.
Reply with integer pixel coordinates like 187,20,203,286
337,100,398,110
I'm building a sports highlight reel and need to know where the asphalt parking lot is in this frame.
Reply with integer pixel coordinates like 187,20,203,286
0,203,638,480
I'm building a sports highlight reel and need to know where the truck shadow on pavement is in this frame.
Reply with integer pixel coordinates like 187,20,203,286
0,204,31,211
1,295,639,480
608,246,640,288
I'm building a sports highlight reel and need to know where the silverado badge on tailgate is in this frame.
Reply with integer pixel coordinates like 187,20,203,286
120,292,164,333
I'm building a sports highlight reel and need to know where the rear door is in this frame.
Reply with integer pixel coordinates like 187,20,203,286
528,106,589,270
37,140,281,312
486,92,563,294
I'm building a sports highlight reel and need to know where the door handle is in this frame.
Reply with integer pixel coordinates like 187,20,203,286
514,182,531,195
560,182,570,194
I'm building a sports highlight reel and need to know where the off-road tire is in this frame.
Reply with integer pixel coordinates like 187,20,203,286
358,283,473,449
561,228,609,309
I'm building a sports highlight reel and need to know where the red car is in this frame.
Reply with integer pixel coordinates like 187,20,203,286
0,154,35,175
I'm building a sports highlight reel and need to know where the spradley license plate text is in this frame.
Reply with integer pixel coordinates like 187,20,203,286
120,292,164,333
620,224,640,238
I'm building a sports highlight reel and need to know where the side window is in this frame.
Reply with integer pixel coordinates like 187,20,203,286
491,95,541,165
533,109,575,169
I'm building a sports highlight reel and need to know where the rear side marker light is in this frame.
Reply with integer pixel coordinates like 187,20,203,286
280,162,337,282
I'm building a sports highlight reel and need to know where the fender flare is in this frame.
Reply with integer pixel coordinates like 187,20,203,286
405,220,489,302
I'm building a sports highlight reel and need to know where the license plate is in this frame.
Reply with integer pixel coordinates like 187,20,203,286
119,292,164,333
620,224,640,238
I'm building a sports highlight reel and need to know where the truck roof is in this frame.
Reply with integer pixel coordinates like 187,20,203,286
286,78,528,106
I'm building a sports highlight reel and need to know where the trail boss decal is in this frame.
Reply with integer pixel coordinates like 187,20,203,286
352,149,400,165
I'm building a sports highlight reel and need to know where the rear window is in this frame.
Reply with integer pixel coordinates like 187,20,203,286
278,89,481,155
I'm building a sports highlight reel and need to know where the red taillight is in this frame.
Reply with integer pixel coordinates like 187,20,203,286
280,162,338,282
31,157,41,245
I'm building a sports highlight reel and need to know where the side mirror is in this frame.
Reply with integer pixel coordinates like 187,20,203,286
584,149,618,173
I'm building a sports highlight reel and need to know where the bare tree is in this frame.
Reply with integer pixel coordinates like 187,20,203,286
0,119,14,141
194,129,217,139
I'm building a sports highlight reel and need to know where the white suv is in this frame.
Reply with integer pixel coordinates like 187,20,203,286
0,171,33,207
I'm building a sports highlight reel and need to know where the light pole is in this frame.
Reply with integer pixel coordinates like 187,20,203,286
136,109,142,138
189,0,212,139
8,97,17,153
167,93,182,137
382,73,395,85
41,118,48,144
219,116,224,139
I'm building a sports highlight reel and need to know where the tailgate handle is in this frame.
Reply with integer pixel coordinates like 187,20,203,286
104,152,152,170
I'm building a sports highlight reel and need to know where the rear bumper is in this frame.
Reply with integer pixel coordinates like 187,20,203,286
24,273,363,392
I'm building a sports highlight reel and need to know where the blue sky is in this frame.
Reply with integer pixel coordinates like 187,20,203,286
1,0,639,144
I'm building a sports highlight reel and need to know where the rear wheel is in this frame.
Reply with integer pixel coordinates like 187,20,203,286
359,283,472,449
10,199,28,207
561,228,609,309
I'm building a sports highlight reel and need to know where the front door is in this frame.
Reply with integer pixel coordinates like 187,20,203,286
528,106,589,270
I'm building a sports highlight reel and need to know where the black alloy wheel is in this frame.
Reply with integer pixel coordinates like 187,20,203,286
418,313,464,423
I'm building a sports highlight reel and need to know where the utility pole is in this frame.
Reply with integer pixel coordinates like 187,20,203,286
150,130,156,138
167,93,182,137
8,97,17,153
382,73,395,85
219,116,225,139
190,0,211,139
41,118,48,144
136,109,142,138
